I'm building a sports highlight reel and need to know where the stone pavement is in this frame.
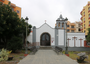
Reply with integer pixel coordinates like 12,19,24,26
18,50,78,64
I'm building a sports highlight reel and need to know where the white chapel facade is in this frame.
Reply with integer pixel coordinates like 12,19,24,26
27,14,90,51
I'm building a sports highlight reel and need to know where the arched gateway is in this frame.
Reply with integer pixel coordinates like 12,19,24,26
40,33,50,46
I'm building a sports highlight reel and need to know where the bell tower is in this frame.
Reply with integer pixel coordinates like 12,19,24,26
56,14,68,29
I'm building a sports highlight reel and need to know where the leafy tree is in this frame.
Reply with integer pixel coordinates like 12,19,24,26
7,36,22,52
0,2,22,48
0,2,32,50
86,28,90,42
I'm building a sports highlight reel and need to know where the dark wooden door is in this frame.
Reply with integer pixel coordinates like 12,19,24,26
41,33,50,46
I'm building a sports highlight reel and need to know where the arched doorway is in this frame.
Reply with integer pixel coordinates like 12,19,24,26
40,33,50,46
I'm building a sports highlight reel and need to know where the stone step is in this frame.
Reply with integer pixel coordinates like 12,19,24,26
39,46,52,50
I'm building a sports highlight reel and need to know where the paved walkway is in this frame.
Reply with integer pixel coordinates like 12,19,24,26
18,50,78,64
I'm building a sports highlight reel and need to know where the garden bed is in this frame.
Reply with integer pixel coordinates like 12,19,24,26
0,50,30,64
64,51,90,64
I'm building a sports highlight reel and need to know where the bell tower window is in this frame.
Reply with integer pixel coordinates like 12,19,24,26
62,23,64,27
58,22,60,27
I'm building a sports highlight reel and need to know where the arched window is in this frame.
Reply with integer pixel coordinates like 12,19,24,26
58,22,60,27
62,23,64,27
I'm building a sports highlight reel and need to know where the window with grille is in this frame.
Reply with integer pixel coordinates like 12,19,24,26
67,25,69,27
67,29,69,32
17,10,19,13
12,8,14,11
71,26,74,28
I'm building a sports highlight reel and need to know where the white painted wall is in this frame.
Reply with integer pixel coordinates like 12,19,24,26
36,23,55,46
27,32,32,43
58,29,64,46
67,33,85,47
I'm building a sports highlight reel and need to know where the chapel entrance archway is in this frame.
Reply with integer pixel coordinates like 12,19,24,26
40,33,50,46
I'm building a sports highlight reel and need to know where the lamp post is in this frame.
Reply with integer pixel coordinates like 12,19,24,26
65,18,68,54
25,17,28,54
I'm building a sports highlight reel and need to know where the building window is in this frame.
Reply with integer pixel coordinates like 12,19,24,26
89,14,90,18
84,12,85,15
12,8,14,11
84,18,85,21
67,25,69,27
17,10,19,13
71,30,74,32
78,24,80,27
71,26,74,28
89,21,90,26
88,7,90,11
84,24,85,27
84,30,85,33
67,29,69,32
78,28,81,31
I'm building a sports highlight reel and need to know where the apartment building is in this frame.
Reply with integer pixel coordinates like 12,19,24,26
67,21,76,33
75,21,82,32
80,1,90,35
0,0,21,18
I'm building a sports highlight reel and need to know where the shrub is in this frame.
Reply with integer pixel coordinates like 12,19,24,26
0,48,11,61
7,36,23,52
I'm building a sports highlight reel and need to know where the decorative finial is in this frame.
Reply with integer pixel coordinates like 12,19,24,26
45,20,46,23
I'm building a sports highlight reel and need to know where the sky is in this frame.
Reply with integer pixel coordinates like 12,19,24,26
9,0,90,28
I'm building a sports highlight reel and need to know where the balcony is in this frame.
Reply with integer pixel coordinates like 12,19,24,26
88,3,90,6
88,17,90,19
88,10,90,13
84,21,85,23
81,28,83,31
70,28,76,30
80,17,83,20
84,27,85,29
89,24,90,26
80,11,82,15
81,23,83,25
1,0,5,1
10,3,16,8
83,9,85,11
71,23,75,26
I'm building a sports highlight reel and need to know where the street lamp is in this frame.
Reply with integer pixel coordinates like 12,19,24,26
65,17,68,54
25,17,29,54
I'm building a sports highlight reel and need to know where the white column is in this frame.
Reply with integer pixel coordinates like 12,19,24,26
57,23,58,28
